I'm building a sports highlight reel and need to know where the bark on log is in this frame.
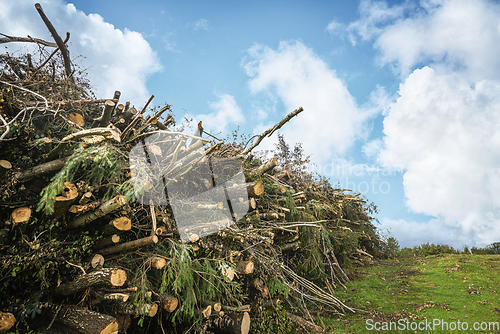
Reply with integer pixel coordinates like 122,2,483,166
35,3,74,83
93,235,120,250
15,157,67,182
152,292,178,312
236,260,254,275
11,207,31,227
79,191,93,205
97,100,116,127
102,217,131,235
49,304,119,334
0,35,57,47
47,127,121,160
52,182,78,218
116,303,158,317
55,268,127,296
68,195,127,229
249,158,278,177
0,160,12,177
0,311,15,334
99,235,158,256
218,312,250,334
115,314,131,333
285,311,324,334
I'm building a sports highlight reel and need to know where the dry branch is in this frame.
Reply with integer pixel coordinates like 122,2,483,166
35,3,74,83
15,157,67,182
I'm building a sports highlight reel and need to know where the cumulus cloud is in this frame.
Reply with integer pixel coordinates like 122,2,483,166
379,66,500,246
0,0,161,105
192,93,244,135
243,40,376,164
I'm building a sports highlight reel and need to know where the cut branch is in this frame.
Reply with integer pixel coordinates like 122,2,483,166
15,157,67,182
0,35,57,47
240,107,303,156
99,235,158,256
68,195,127,229
54,268,127,296
35,3,74,83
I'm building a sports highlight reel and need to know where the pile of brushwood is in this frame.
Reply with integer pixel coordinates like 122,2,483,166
0,8,383,334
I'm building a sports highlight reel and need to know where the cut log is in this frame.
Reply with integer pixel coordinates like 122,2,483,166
115,314,131,333
102,217,131,235
0,160,12,177
79,191,93,205
148,256,167,269
251,278,270,299
69,200,102,214
93,235,120,250
152,292,178,312
0,311,15,334
51,182,78,218
88,253,105,268
249,157,278,177
201,305,212,318
213,303,222,312
221,267,235,281
116,303,158,317
230,181,264,197
285,311,324,334
68,112,85,127
218,312,250,334
15,157,67,182
11,207,31,227
49,304,118,334
120,106,137,121
55,268,127,296
103,293,129,302
68,195,127,228
236,260,254,275
99,235,158,256
97,100,116,127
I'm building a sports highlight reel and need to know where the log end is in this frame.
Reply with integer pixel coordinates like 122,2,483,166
110,269,127,287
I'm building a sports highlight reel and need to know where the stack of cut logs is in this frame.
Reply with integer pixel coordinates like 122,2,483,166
0,13,381,331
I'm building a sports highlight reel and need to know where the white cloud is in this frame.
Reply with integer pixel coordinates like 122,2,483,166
192,94,244,135
243,40,376,164
379,66,500,247
0,0,161,105
192,19,209,31
379,217,493,249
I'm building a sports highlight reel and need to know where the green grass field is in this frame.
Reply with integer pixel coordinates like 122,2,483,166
319,254,500,333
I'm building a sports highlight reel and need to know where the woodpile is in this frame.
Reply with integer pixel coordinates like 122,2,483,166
0,4,383,333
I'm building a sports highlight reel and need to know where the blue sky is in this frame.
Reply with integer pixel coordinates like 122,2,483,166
2,0,500,249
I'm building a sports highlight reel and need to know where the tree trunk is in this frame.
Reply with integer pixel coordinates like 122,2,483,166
52,182,78,218
68,195,127,228
99,235,158,256
0,311,15,334
49,304,119,334
55,268,127,296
